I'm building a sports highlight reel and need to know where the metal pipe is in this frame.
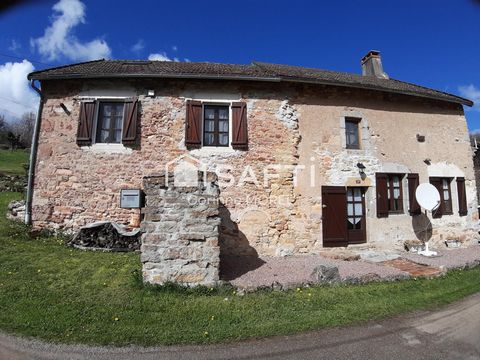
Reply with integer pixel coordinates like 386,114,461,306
25,80,43,225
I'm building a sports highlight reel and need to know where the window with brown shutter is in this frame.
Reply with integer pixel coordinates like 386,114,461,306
457,177,468,216
376,173,389,218
185,100,202,149
77,101,96,146
386,174,404,213
231,102,248,150
407,173,421,215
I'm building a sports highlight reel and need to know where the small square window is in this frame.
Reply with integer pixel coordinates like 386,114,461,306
203,105,229,147
345,118,360,149
96,102,124,144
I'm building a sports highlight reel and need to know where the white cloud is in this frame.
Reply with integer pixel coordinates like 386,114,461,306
148,52,173,62
172,45,178,52
459,84,480,111
0,60,39,119
31,0,111,62
131,39,145,54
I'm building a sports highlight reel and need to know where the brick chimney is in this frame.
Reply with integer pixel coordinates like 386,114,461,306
361,50,389,79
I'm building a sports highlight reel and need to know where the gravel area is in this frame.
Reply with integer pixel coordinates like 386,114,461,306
221,255,409,290
221,245,480,290
403,245,480,270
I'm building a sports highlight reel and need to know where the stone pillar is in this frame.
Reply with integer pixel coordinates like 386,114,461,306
141,172,221,286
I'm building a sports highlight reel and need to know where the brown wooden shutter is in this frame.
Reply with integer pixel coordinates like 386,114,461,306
376,173,389,218
185,100,202,149
322,186,348,247
231,102,248,150
76,101,96,146
429,177,443,218
122,99,139,145
407,173,421,215
457,177,468,216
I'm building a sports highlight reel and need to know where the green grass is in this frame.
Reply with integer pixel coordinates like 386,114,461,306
0,191,479,346
0,149,29,175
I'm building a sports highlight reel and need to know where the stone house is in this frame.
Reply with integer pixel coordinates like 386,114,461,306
27,51,478,260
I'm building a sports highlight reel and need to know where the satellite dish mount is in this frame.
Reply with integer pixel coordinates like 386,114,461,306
415,183,441,257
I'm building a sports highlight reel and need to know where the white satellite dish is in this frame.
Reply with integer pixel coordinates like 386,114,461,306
414,183,441,257
415,183,440,211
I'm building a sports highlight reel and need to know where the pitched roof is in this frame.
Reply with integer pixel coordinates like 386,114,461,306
27,59,473,107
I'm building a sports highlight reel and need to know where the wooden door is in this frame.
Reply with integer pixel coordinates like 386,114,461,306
322,186,348,247
346,187,366,244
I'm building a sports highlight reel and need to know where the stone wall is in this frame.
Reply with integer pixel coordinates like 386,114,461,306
31,78,478,256
141,171,221,286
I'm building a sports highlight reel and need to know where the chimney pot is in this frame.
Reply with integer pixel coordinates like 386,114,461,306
361,50,389,79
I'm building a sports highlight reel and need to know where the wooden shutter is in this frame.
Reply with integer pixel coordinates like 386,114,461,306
76,101,96,146
322,186,348,247
122,99,139,145
407,173,421,215
429,177,443,218
376,173,389,218
185,100,202,149
231,102,248,150
457,177,468,216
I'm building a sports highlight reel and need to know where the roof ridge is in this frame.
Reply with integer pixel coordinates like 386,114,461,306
27,58,105,80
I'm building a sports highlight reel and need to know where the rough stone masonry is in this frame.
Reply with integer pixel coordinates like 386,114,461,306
141,171,221,286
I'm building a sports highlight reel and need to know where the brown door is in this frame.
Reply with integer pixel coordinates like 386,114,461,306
322,186,348,247
346,187,366,244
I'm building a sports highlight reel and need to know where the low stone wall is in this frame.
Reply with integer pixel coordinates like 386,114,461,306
141,172,221,286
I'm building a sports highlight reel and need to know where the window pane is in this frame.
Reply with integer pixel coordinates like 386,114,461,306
354,203,362,216
103,105,112,116
353,188,361,200
205,108,215,119
347,189,353,201
114,130,122,143
393,176,400,187
205,120,215,132
393,188,400,199
219,133,228,146
114,117,123,130
444,190,450,200
204,133,215,145
219,108,229,120
347,203,354,216
102,117,111,129
347,217,355,224
101,130,109,142
219,120,229,132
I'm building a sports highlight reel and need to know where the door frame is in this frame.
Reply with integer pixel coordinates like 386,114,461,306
322,185,367,247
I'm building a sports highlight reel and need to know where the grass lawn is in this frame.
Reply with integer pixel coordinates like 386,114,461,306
0,149,29,175
0,191,479,346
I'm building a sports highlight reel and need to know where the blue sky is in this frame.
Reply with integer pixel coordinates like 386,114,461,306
1,0,479,130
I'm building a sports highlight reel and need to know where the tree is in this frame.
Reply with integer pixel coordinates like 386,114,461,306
9,112,36,148
6,131,20,151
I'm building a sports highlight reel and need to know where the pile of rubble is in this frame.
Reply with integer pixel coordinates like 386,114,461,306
68,221,141,252
7,199,26,221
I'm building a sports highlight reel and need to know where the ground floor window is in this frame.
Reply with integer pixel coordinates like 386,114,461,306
347,187,363,230
386,174,404,213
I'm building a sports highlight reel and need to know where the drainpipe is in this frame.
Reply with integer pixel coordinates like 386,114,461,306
25,80,44,225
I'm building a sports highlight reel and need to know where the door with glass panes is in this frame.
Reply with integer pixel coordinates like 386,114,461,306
346,187,366,244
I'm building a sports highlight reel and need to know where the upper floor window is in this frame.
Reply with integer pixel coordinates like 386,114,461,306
76,99,138,147
96,102,124,144
203,105,229,147
345,117,360,149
